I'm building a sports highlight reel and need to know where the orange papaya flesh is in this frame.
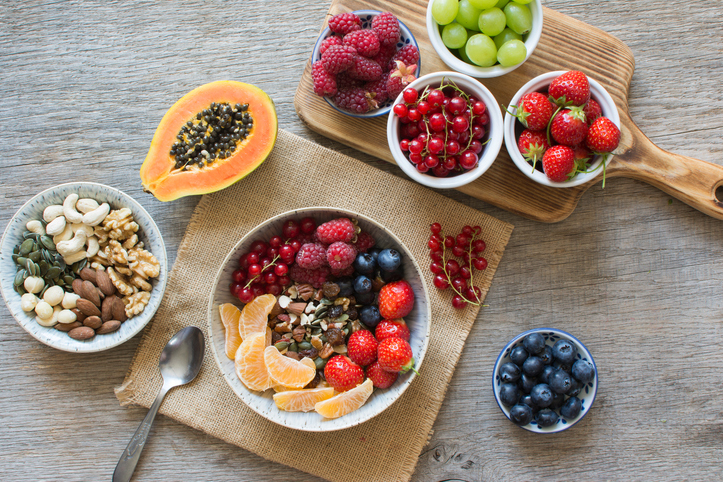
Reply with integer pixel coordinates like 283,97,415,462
140,80,277,202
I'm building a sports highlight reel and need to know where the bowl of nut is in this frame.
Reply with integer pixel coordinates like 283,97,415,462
0,182,168,353
208,207,431,431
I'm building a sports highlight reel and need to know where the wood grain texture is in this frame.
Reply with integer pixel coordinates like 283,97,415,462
0,0,721,481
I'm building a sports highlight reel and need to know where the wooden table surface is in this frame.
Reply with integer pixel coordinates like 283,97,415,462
1,1,721,481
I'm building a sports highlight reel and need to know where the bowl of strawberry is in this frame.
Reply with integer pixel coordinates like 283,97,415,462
208,207,431,431
503,70,621,187
311,10,420,117
387,71,504,189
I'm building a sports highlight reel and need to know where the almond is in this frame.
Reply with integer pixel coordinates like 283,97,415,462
54,321,82,332
68,326,95,340
95,269,115,296
81,280,101,307
71,308,86,322
112,297,127,322
83,315,102,330
79,267,97,284
76,298,101,317
72,278,84,296
101,296,115,322
97,319,121,334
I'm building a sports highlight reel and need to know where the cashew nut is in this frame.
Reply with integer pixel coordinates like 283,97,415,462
42,285,65,306
43,205,64,223
63,193,83,224
24,276,45,294
86,235,100,257
21,293,39,312
61,292,80,309
53,222,74,244
82,202,110,226
26,220,45,235
45,215,67,236
56,230,87,257
57,309,77,324
63,249,87,265
36,305,61,327
76,198,100,214
72,223,95,238
34,300,53,320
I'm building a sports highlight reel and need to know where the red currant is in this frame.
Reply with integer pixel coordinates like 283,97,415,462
274,263,288,276
248,264,261,277
429,113,446,132
470,139,483,154
427,137,444,154
452,245,465,257
266,246,279,258
246,252,260,265
430,261,444,274
472,124,485,139
279,245,295,263
459,150,479,170
462,225,474,236
409,139,424,154
466,286,482,302
282,220,300,239
443,156,458,170
445,259,460,276
238,253,250,269
300,217,316,234
407,108,421,122
452,277,467,291
473,240,486,253
444,235,455,248
264,272,277,285
451,295,468,309
430,222,442,234
260,257,272,268
445,139,460,155
416,163,429,173
403,122,420,138
476,112,490,126
403,88,418,103
400,139,410,151
446,96,466,115
473,257,488,270
250,240,267,254
428,89,444,106
393,103,408,117
433,274,450,289
417,100,431,115
251,286,265,298
265,283,282,296
277,275,291,286
430,250,443,262
432,164,450,177
459,266,472,279
409,152,423,164
232,269,246,284
424,154,440,168
238,288,254,304
456,233,471,246
417,132,428,144
428,238,441,251
472,101,486,116
452,116,470,133
289,239,302,252
230,282,243,297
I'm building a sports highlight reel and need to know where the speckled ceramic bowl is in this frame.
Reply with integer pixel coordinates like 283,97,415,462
493,327,598,434
0,182,168,353
208,207,431,432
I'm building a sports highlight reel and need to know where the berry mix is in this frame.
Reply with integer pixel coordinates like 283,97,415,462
497,332,596,428
509,70,621,185
312,12,420,114
393,81,490,177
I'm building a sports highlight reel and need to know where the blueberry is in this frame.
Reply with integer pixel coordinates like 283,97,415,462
377,248,401,272
549,368,572,394
355,291,376,305
554,360,573,373
549,390,565,410
499,383,520,407
530,383,553,408
518,373,537,394
539,365,556,385
336,278,354,298
552,339,578,365
353,275,372,294
572,359,595,384
353,253,376,276
379,268,403,282
539,345,554,365
509,346,528,366
567,376,583,397
509,404,534,426
499,362,521,383
367,247,382,262
560,396,583,419
519,394,538,412
522,356,544,377
358,305,382,328
536,408,559,427
522,333,545,355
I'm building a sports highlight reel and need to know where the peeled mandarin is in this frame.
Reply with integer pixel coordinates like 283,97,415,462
273,386,335,412
239,293,276,338
234,328,273,391
314,378,374,419
263,346,317,389
219,303,243,359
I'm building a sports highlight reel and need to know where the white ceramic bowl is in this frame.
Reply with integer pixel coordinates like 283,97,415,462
504,70,621,188
426,0,543,78
493,327,598,434
386,71,504,189
208,207,431,431
0,182,168,353
311,9,420,118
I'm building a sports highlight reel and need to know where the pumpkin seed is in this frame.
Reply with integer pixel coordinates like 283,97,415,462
54,254,66,271
319,298,332,305
45,266,61,279
310,327,322,336
77,258,88,271
24,258,34,274
14,285,26,295
63,275,75,285
29,250,41,262
320,335,327,343
39,284,49,298
38,260,49,276
13,245,19,255
288,341,298,352
314,357,326,370
342,327,349,336
12,253,19,263
274,341,289,351
16,256,28,267
57,278,65,287
314,307,328,319
335,314,349,323
40,235,56,250
22,231,37,240
298,341,312,350
13,270,26,287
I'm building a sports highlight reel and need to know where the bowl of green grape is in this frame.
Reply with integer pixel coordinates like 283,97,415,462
427,0,543,78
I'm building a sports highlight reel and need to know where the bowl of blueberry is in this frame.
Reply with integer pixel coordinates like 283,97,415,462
493,328,598,433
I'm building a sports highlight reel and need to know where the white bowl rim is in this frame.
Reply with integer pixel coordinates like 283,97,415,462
0,181,168,353
492,327,599,434
207,206,432,431
386,71,504,189
426,0,543,78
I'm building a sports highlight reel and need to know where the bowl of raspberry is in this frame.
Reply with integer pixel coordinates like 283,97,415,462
493,327,598,434
386,71,504,188
207,207,431,431
504,70,622,188
310,10,420,118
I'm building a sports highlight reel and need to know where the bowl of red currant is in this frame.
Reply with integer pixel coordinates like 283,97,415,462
386,71,504,188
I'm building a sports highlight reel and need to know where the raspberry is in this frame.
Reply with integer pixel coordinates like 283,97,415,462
312,61,337,97
336,72,362,90
331,265,355,277
388,45,419,71
333,87,373,114
372,12,400,47
347,56,383,81
322,45,357,75
316,217,357,244
289,264,330,288
364,75,389,109
387,61,417,98
326,241,357,270
353,231,376,253
343,29,380,58
319,35,343,56
295,243,327,269
371,43,397,70
328,12,362,35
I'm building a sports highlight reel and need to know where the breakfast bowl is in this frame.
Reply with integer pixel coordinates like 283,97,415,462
208,207,431,431
386,71,504,189
310,9,420,118
493,327,598,434
504,70,621,188
0,182,168,353
427,0,543,78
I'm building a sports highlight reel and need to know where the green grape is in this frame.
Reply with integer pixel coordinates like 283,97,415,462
458,45,474,64
432,0,460,26
468,0,497,8
513,0,533,3
495,0,511,8
504,2,533,35
442,22,468,49
478,8,506,37
465,34,498,67
455,0,482,31
497,39,527,66
493,27,522,49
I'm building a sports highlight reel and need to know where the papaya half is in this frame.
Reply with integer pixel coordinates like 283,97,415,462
140,80,277,201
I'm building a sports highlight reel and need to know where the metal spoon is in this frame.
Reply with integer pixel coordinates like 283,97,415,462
113,326,205,482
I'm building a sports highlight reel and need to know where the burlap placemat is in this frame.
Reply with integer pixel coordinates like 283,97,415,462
115,129,513,482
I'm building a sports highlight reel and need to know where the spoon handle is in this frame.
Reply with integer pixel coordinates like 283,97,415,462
113,384,170,482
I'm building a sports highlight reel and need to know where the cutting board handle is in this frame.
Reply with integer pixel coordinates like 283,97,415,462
612,113,723,220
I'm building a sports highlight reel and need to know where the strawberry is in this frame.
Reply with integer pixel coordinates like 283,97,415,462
586,116,620,153
550,106,588,147
548,70,590,107
366,361,399,388
517,129,550,172
375,319,410,342
507,92,555,131
378,280,415,319
583,98,602,125
324,355,365,392
377,337,415,373
542,145,576,182
347,330,378,367
572,144,592,169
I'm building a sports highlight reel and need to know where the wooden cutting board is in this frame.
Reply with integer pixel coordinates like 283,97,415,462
294,0,723,222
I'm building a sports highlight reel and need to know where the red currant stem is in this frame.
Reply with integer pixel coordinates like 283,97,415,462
243,254,281,289
546,105,563,146
439,230,480,306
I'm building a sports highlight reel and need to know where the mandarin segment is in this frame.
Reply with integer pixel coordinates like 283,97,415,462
219,303,243,359
263,346,317,389
273,387,335,412
234,329,273,391
314,378,373,419
239,293,276,338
